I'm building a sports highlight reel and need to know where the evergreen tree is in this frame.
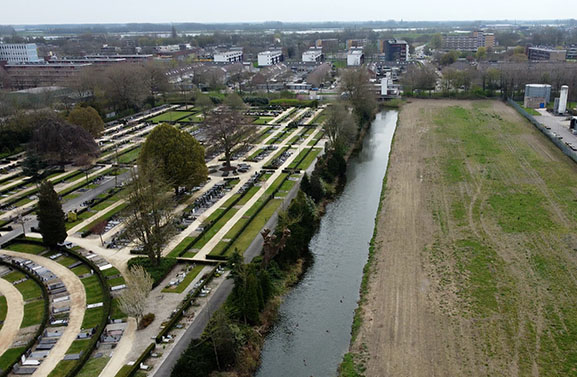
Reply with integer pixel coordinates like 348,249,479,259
37,180,67,249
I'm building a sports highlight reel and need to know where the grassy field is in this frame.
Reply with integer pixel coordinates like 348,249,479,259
253,116,275,125
161,264,204,293
352,100,577,376
149,111,193,123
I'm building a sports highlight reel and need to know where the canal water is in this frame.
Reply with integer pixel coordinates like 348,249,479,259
256,110,398,377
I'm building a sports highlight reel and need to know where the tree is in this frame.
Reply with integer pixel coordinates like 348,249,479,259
22,151,46,185
323,102,356,151
118,265,153,325
195,93,214,118
440,51,458,66
142,62,170,106
37,180,67,249
102,64,146,111
340,68,377,126
123,164,175,265
91,221,107,246
139,123,207,194
203,100,256,169
28,116,99,168
67,106,105,138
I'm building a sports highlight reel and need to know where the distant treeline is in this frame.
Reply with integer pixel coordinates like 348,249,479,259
4,19,577,35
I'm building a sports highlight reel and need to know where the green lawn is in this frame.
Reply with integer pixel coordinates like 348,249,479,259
48,360,76,377
81,203,128,233
149,111,193,123
76,356,110,377
21,300,44,327
296,148,322,170
117,146,141,164
4,242,46,255
288,148,311,169
81,275,104,305
0,347,26,371
253,116,274,125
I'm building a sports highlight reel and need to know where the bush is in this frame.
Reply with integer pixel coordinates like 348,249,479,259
126,257,178,287
139,313,155,329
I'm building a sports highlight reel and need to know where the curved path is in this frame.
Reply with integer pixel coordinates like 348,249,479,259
0,250,86,377
0,278,24,355
98,318,136,377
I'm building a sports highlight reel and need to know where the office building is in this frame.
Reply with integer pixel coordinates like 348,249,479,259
385,39,409,62
302,49,323,63
527,47,567,61
3,62,90,89
0,43,41,63
257,50,283,67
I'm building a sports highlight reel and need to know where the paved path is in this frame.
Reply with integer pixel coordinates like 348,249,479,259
0,250,86,377
0,277,24,355
98,318,136,377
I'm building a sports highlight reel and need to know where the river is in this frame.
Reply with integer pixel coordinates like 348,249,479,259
256,110,398,377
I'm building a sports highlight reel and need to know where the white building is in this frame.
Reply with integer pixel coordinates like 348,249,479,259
302,49,323,63
213,50,243,63
347,50,364,66
258,50,283,67
0,43,40,63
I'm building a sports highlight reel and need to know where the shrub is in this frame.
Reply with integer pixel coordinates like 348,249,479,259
139,313,155,329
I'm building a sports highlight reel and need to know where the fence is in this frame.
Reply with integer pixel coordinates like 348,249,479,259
507,99,577,164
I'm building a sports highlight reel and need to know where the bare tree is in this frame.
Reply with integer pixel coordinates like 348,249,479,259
118,265,153,325
102,64,146,110
123,163,175,265
142,62,170,106
202,96,256,168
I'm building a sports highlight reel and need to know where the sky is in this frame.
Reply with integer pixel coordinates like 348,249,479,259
2,0,576,25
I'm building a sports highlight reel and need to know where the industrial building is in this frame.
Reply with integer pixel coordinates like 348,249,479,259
527,47,567,61
302,49,323,63
347,50,364,66
0,43,41,63
524,84,552,109
385,39,409,62
257,50,283,67
213,50,243,63
442,31,495,51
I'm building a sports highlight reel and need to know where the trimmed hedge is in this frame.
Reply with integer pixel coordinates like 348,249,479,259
126,257,178,287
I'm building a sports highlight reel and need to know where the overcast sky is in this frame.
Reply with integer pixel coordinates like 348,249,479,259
2,0,576,25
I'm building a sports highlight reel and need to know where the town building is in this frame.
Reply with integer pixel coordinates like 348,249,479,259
527,47,567,61
0,43,41,63
347,50,364,66
257,50,283,67
213,50,243,63
3,62,90,89
442,31,495,51
385,39,409,62
315,39,339,52
347,39,367,49
302,49,323,63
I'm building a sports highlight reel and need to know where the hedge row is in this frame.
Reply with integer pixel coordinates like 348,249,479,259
0,260,49,377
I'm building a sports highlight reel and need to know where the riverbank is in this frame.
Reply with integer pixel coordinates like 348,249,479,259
346,99,577,376
256,111,397,377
